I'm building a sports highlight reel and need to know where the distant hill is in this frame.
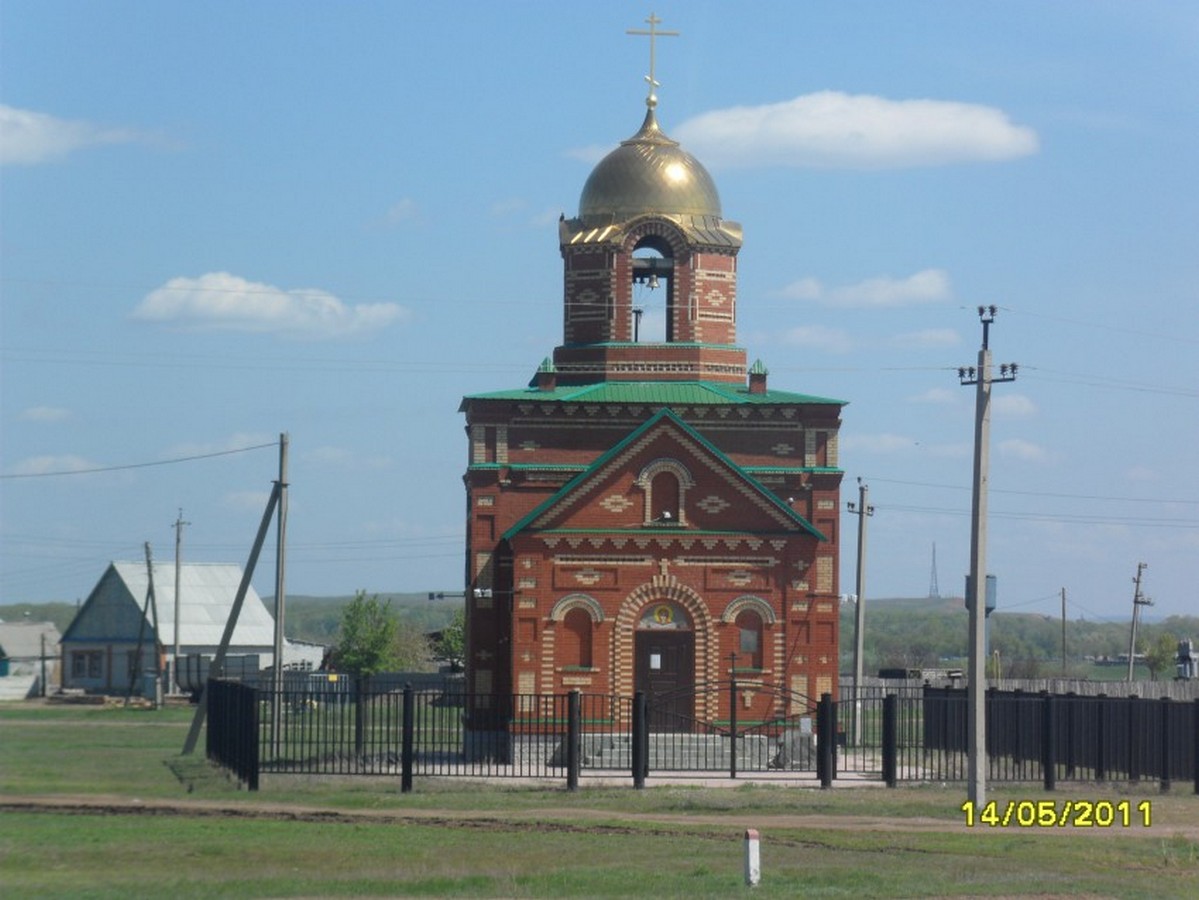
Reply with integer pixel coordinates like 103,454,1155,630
7,592,1193,677
839,596,1198,678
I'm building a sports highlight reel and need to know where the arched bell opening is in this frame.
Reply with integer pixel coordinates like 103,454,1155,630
631,234,675,343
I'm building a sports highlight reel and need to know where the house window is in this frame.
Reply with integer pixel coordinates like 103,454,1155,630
561,608,593,669
72,651,102,679
736,610,763,669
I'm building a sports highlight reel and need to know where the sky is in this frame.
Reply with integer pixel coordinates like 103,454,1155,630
2,2,1196,627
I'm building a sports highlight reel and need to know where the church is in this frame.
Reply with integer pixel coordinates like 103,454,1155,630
460,27,845,732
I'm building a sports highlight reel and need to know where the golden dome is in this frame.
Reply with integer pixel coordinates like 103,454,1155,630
578,107,722,222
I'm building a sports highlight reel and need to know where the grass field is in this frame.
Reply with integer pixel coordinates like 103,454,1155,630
2,701,1196,898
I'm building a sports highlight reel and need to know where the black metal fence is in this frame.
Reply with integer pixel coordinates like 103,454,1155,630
923,687,1199,789
204,678,1199,793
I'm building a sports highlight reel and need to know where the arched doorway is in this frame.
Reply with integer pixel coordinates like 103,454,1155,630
634,602,694,732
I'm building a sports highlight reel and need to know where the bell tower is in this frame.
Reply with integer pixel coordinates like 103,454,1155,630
553,21,746,385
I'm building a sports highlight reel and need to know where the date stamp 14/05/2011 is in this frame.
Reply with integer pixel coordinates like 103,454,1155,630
961,799,1152,828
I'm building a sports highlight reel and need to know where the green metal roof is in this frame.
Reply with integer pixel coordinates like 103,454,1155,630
462,380,845,407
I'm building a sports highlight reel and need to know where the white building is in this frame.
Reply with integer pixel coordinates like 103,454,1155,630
60,562,322,695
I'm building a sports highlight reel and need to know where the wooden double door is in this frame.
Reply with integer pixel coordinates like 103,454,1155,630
634,630,694,732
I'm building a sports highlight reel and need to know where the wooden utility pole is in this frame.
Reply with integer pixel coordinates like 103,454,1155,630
958,306,1017,811
127,542,162,706
182,482,281,754
271,433,290,750
1126,563,1150,681
172,508,190,694
847,478,873,746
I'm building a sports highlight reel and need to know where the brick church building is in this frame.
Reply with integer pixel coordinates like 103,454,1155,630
460,65,845,731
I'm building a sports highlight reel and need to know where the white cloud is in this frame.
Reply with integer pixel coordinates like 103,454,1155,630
993,393,1037,417
0,104,149,166
7,454,99,476
674,91,1039,169
780,324,854,354
165,433,276,458
132,272,407,339
305,446,392,469
489,197,526,217
891,328,961,349
1124,465,1159,483
839,432,918,455
775,269,952,308
383,198,419,225
222,490,274,512
908,388,958,405
565,144,612,165
20,406,71,423
999,438,1049,462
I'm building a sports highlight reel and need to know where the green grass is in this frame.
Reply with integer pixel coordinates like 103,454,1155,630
2,701,1197,898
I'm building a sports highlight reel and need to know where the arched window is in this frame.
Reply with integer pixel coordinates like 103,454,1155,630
736,610,763,670
562,607,593,669
635,459,693,526
651,470,680,523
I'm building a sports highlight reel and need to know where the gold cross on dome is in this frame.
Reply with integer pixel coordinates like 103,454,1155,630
627,12,678,106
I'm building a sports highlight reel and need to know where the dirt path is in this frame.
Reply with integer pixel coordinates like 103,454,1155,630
4,794,1196,841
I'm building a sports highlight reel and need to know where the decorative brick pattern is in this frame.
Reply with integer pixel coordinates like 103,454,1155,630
696,494,730,514
815,557,834,593
600,493,634,513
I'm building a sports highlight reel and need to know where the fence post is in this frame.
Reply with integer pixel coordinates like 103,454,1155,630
1095,693,1107,782
729,673,738,780
632,691,647,789
1193,698,1198,796
882,693,897,788
401,684,414,794
1128,695,1140,783
248,683,259,791
1042,692,1056,792
1158,696,1170,794
1064,692,1077,780
817,693,834,788
567,690,581,791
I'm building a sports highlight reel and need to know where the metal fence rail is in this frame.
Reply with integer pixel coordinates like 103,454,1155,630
205,678,1199,793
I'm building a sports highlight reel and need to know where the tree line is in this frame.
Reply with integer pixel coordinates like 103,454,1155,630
839,596,1198,680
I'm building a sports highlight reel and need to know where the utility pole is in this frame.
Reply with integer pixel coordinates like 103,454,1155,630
1126,563,1150,681
172,508,190,694
271,433,290,751
957,306,1017,811
929,543,941,600
846,478,874,746
1060,588,1067,675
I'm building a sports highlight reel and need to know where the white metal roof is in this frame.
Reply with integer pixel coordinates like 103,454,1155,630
111,561,278,648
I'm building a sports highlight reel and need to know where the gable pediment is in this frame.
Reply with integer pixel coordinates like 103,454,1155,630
503,409,824,540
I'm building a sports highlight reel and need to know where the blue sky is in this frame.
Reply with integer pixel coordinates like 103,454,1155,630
2,2,1196,625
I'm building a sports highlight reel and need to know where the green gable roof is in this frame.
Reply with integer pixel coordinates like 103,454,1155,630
501,407,827,542
461,380,845,408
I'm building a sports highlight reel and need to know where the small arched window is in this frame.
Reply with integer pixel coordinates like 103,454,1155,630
562,607,593,669
651,470,680,523
736,610,763,670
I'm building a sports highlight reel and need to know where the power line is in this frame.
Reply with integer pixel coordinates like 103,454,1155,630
867,476,1199,506
0,442,277,480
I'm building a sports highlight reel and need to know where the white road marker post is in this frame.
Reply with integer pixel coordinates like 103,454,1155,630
744,828,761,887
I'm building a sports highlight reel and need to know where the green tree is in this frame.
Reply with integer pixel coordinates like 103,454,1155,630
1143,632,1177,680
331,591,399,754
435,608,466,671
332,591,397,677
